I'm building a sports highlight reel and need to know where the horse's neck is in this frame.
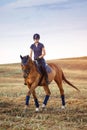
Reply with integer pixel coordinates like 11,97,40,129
29,61,37,72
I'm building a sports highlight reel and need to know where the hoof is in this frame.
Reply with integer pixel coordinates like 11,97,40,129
61,105,65,109
42,104,46,109
35,108,39,112
42,104,47,111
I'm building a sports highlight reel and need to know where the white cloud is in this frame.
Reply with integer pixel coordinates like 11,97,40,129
0,0,87,11
15,0,67,7
0,0,68,10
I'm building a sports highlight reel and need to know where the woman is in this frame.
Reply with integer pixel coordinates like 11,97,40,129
30,33,49,85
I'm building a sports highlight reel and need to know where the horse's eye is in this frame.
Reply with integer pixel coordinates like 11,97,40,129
21,64,24,70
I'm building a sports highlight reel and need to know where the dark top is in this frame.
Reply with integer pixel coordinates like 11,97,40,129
30,42,44,60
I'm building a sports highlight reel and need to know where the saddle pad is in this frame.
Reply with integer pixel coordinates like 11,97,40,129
34,61,52,74
45,64,52,73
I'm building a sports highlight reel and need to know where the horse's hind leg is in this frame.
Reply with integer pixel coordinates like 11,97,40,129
55,79,65,109
32,90,39,112
42,85,51,108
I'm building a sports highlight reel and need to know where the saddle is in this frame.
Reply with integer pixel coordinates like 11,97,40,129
34,61,52,74
34,61,52,85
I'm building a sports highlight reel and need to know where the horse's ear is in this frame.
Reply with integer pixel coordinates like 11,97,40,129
27,55,29,58
20,55,23,59
27,55,32,62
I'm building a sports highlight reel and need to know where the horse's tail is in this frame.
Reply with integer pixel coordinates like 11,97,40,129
62,72,80,92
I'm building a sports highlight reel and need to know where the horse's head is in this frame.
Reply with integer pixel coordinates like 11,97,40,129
20,55,32,78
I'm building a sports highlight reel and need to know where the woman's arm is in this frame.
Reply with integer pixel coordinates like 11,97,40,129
30,48,33,59
39,47,46,58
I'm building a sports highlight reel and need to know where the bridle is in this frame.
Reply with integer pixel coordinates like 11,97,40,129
20,55,45,86
23,67,30,78
21,55,41,79
21,58,31,79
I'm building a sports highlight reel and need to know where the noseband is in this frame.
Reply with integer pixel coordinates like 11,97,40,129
23,68,30,78
21,61,30,78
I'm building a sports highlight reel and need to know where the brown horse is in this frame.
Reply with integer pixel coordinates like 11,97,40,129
20,55,79,112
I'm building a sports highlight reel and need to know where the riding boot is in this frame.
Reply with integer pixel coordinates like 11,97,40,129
44,69,50,85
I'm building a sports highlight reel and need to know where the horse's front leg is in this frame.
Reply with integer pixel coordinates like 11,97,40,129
24,84,31,111
32,90,39,112
25,84,37,109
25,77,40,111
42,85,51,109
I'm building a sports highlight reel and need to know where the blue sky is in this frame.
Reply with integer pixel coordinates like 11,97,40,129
0,0,87,64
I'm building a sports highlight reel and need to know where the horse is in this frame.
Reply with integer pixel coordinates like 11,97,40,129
20,55,79,112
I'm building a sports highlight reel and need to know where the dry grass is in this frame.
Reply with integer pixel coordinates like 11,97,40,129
0,57,87,130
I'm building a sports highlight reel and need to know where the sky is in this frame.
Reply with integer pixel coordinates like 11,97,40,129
0,0,87,64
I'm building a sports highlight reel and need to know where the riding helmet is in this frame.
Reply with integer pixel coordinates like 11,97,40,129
33,33,40,40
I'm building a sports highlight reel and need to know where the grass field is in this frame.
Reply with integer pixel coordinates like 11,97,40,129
0,57,87,130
